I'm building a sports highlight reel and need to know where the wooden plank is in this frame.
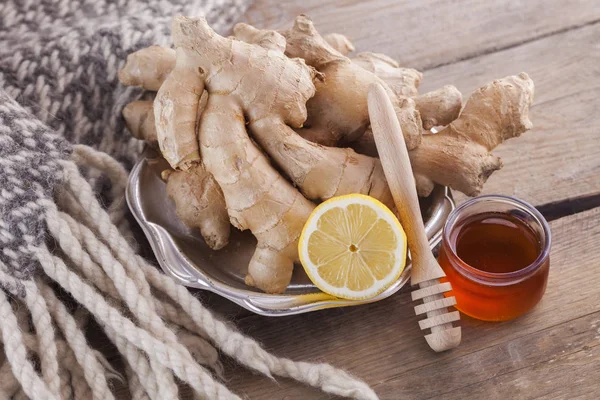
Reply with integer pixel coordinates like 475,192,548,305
243,0,600,70
454,88,600,207
225,206,600,399
417,22,600,207
374,311,600,399
440,334,600,400
418,21,600,102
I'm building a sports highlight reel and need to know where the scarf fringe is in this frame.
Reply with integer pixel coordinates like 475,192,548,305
0,145,378,400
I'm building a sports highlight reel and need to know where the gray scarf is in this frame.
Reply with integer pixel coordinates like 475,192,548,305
0,0,246,283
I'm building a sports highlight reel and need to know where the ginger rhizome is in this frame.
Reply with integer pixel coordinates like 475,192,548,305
151,16,318,293
162,165,230,250
121,52,231,251
279,16,424,150
119,15,535,294
409,73,534,196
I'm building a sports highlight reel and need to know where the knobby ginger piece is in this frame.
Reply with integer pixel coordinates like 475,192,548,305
409,73,535,196
232,22,395,208
121,23,396,270
323,33,355,55
123,100,157,145
414,85,463,130
118,46,175,91
120,87,230,251
233,23,287,52
353,85,463,156
163,165,230,250
351,52,422,98
278,15,423,150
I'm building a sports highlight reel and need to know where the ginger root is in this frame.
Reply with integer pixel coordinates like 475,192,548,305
123,100,157,145
120,52,230,251
232,22,287,52
414,85,463,130
409,73,534,196
118,15,535,294
121,28,395,216
353,85,463,157
277,16,423,149
324,33,355,55
351,52,422,98
228,28,394,207
118,46,175,91
355,74,534,196
162,165,230,250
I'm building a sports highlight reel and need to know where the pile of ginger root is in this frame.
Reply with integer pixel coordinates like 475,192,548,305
119,15,535,294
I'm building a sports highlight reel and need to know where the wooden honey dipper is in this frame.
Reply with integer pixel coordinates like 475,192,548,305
368,83,461,352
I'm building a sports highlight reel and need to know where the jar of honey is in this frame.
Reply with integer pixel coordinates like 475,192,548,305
438,195,551,321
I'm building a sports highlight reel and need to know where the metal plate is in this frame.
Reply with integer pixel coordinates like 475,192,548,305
126,148,455,316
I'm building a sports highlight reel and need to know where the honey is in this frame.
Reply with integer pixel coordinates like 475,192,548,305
438,195,551,321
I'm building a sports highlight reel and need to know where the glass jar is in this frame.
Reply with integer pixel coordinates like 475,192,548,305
438,195,551,321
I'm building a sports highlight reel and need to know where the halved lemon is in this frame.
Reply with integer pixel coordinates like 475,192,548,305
299,194,407,300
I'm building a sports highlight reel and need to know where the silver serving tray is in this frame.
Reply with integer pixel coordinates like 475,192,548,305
126,148,455,316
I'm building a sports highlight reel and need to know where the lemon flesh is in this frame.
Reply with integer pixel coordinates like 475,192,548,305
299,194,407,300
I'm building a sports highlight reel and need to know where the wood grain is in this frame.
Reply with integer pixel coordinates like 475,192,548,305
380,311,600,399
243,0,600,70
224,206,600,399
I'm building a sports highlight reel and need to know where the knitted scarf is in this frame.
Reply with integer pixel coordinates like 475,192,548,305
0,0,377,398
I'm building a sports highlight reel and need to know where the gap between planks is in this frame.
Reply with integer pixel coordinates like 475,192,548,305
537,193,600,222
425,317,600,400
243,0,600,71
421,18,600,72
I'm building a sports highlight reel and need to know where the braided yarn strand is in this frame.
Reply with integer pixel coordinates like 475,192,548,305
21,329,96,400
0,361,19,398
37,280,116,400
0,287,55,400
60,159,155,301
72,145,136,241
21,280,61,398
58,187,209,339
126,365,153,400
0,140,378,399
103,322,172,400
141,260,378,400
35,245,241,399
49,207,210,398
54,203,221,395
51,206,178,399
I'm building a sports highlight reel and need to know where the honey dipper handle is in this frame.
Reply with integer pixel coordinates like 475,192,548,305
367,83,445,284
369,83,461,352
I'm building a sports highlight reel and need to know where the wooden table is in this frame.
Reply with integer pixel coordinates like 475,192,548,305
111,1,600,398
